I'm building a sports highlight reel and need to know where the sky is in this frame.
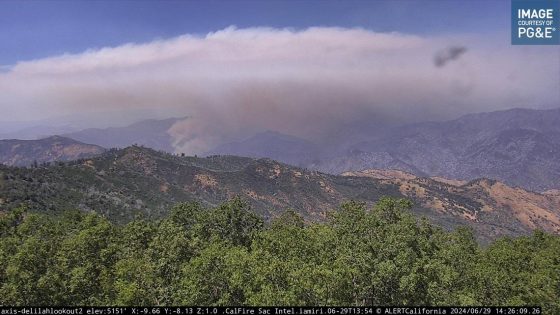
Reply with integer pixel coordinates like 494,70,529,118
0,0,509,65
0,0,559,153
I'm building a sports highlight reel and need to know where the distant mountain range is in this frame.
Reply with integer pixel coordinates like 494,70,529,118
0,136,105,167
1,146,558,243
209,108,560,192
63,116,186,152
207,131,320,167
0,125,79,141
2,107,559,193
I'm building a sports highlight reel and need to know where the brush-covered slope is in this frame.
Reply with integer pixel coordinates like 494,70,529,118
343,169,560,240
1,146,559,242
0,146,401,223
0,136,105,167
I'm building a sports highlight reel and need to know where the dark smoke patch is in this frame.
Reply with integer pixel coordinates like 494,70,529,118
434,46,467,67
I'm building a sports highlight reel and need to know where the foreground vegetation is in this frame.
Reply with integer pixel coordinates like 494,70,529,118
0,197,558,310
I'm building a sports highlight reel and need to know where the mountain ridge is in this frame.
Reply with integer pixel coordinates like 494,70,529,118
1,145,559,243
206,130,319,167
0,136,105,167
63,116,188,152
209,107,560,191
343,168,560,236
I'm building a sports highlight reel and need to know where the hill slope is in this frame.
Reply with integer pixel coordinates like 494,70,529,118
1,146,559,242
0,136,105,167
344,169,560,239
0,146,400,223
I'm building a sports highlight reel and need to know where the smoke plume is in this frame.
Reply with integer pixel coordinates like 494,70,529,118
0,27,558,154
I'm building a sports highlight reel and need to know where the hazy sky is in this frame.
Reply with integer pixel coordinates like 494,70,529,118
0,0,559,153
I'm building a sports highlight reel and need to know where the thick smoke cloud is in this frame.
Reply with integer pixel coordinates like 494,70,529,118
0,27,558,154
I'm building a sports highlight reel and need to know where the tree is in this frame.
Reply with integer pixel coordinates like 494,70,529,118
0,197,558,308
176,242,250,305
48,213,118,305
201,197,263,247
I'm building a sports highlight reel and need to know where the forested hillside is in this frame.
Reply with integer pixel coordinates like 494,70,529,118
1,198,558,310
1,146,560,243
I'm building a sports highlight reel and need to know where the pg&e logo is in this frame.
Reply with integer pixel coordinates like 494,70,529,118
512,0,560,45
